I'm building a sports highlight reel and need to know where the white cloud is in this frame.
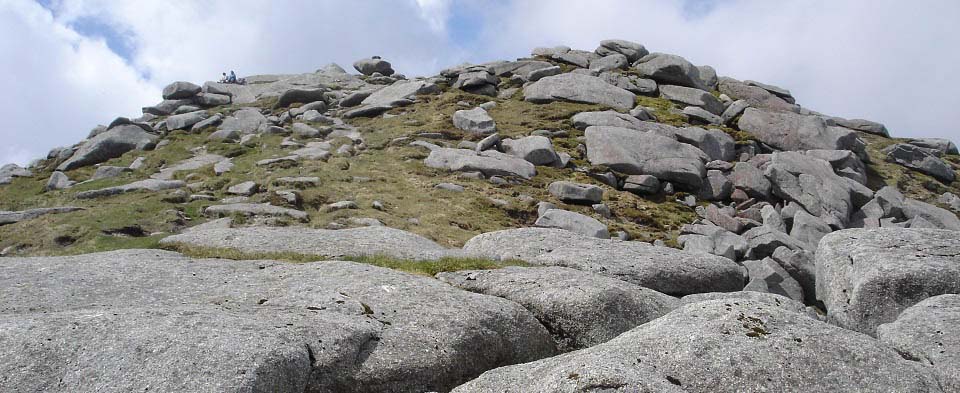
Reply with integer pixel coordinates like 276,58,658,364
0,0,158,166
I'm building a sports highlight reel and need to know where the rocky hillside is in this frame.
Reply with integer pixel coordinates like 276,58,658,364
1,39,959,392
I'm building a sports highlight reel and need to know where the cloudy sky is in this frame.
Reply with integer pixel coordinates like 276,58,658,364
1,0,957,165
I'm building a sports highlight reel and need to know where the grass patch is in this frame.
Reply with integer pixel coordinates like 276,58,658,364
163,243,529,276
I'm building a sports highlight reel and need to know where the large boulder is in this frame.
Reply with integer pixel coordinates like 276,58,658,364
218,108,268,135
548,181,603,205
634,53,708,90
437,266,678,351
524,73,636,110
0,250,556,392
731,161,772,199
57,125,158,171
817,228,960,336
585,126,707,190
451,299,942,393
161,225,467,261
345,80,439,118
595,39,648,62
878,294,960,391
659,85,724,115
0,163,32,185
162,81,201,100
833,117,890,137
738,108,865,154
165,110,208,131
718,77,799,112
764,151,861,228
907,138,959,156
463,228,745,296
885,143,955,183
424,148,536,179
452,107,496,134
655,126,735,162
534,209,609,239
500,136,559,166
571,110,642,130
274,88,327,109
353,57,395,76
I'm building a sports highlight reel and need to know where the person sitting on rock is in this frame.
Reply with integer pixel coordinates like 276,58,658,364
228,71,237,83
219,72,228,83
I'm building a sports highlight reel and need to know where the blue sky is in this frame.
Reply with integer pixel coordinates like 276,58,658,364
1,0,958,166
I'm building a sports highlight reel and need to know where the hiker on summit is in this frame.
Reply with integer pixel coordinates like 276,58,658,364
228,70,237,83
219,72,228,83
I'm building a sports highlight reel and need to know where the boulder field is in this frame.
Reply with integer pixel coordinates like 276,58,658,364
1,37,959,391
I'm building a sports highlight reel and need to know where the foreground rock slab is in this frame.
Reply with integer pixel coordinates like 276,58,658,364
463,228,744,296
878,294,960,392
451,299,943,393
0,250,556,392
817,228,960,336
437,266,679,351
161,225,467,260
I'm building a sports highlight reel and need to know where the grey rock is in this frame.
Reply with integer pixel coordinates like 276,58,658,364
162,226,471,261
700,170,732,201
435,182,465,192
76,179,184,199
151,154,227,180
834,117,889,137
195,92,230,106
162,81,201,99
878,294,960,391
731,161,772,199
596,39,649,62
697,65,719,89
452,107,496,134
629,105,657,121
463,228,745,296
345,80,438,118
939,192,960,212
790,208,832,250
683,106,722,125
190,113,223,132
142,98,194,116
57,125,158,171
524,73,636,110
219,108,267,135
91,165,132,180
526,65,561,82
203,203,308,222
292,123,323,138
535,209,609,239
437,266,678,351
0,207,84,226
256,156,300,167
739,108,865,154
885,143,955,183
500,136,559,166
663,126,736,162
339,90,373,107
589,53,628,72
548,181,603,205
44,171,72,191
451,299,942,393
743,258,805,302
718,77,799,112
424,148,536,179
660,85,724,115
274,177,320,188
207,128,240,142
634,52,708,90
585,126,707,190
744,80,794,103
904,198,960,231
764,151,860,228
817,228,960,336
291,142,333,161
572,110,642,130
622,174,660,195
0,250,553,392
770,247,818,306
907,138,959,156
680,291,809,314
742,225,807,259
227,181,259,196
536,201,558,217
0,163,31,184
353,57,394,76
720,99,749,125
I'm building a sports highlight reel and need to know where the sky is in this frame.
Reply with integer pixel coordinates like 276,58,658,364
1,0,958,166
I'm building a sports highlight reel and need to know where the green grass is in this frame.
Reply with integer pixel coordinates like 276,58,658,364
163,243,529,276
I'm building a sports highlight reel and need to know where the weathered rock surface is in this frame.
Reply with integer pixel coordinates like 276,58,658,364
76,179,184,199
585,126,707,189
451,299,942,393
534,209,609,239
571,110,642,130
0,163,32,185
162,81,201,99
463,228,745,296
885,143,955,183
218,108,268,135
425,148,536,179
833,117,890,137
718,77,799,112
162,225,469,260
548,181,603,205
634,53,708,90
0,250,555,392
0,207,84,226
660,85,724,114
151,154,227,180
57,125,158,171
202,203,309,222
738,108,864,154
353,57,395,76
680,291,809,314
437,266,679,351
524,73,636,110
595,39,648,62
452,107,496,134
165,110,208,131
500,136,560,166
817,228,960,336
878,294,960,392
